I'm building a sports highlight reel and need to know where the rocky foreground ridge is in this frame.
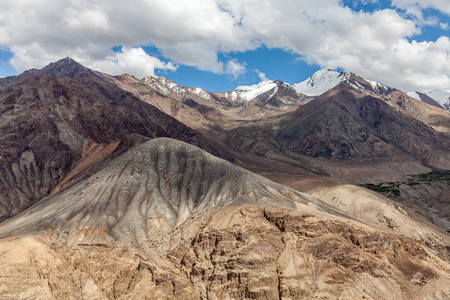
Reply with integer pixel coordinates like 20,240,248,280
0,138,449,299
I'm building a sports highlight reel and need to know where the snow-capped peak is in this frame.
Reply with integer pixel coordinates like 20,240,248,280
143,76,186,95
293,69,350,96
407,90,450,110
427,90,450,109
293,69,390,96
236,80,278,101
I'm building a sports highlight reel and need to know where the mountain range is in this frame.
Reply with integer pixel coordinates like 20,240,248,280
0,58,449,299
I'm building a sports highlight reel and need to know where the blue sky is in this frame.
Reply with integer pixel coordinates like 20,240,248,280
0,49,15,77
0,0,449,92
156,47,320,91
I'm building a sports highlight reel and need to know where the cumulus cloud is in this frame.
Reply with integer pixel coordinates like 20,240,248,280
440,22,449,30
84,47,176,78
0,0,449,90
224,59,246,79
391,0,450,15
0,0,248,78
217,0,449,91
257,71,270,82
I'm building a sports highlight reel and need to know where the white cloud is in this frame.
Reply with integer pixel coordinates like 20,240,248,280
391,0,450,15
389,0,446,26
0,0,248,77
0,0,449,91
224,59,246,79
361,37,450,92
216,0,449,91
83,47,177,78
257,71,269,82
64,8,110,33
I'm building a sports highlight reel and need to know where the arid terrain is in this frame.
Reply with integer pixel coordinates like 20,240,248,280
0,58,449,299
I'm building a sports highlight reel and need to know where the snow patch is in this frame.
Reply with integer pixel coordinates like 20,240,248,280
350,81,366,92
127,74,139,83
143,76,186,95
407,90,450,109
226,91,239,102
294,69,350,96
426,90,450,108
190,87,211,100
367,80,387,92
406,91,421,101
264,86,279,104
237,81,277,101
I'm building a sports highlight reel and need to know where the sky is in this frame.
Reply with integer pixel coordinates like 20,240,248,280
0,0,449,93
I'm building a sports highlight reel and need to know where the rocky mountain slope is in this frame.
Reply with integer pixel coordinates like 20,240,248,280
101,73,306,139
0,59,228,222
293,70,450,134
1,138,449,299
1,58,448,216
278,86,450,161
2,58,448,217
224,82,450,179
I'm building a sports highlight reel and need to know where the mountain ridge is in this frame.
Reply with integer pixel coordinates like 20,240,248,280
4,57,447,115
0,57,96,88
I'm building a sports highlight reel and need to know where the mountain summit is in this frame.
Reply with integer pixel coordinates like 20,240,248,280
0,57,93,88
294,69,350,96
293,69,389,97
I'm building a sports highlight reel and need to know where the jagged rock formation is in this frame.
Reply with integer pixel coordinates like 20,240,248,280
0,138,449,299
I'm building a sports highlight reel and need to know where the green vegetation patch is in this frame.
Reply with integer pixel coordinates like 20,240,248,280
411,170,450,182
360,170,449,199
360,183,401,197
